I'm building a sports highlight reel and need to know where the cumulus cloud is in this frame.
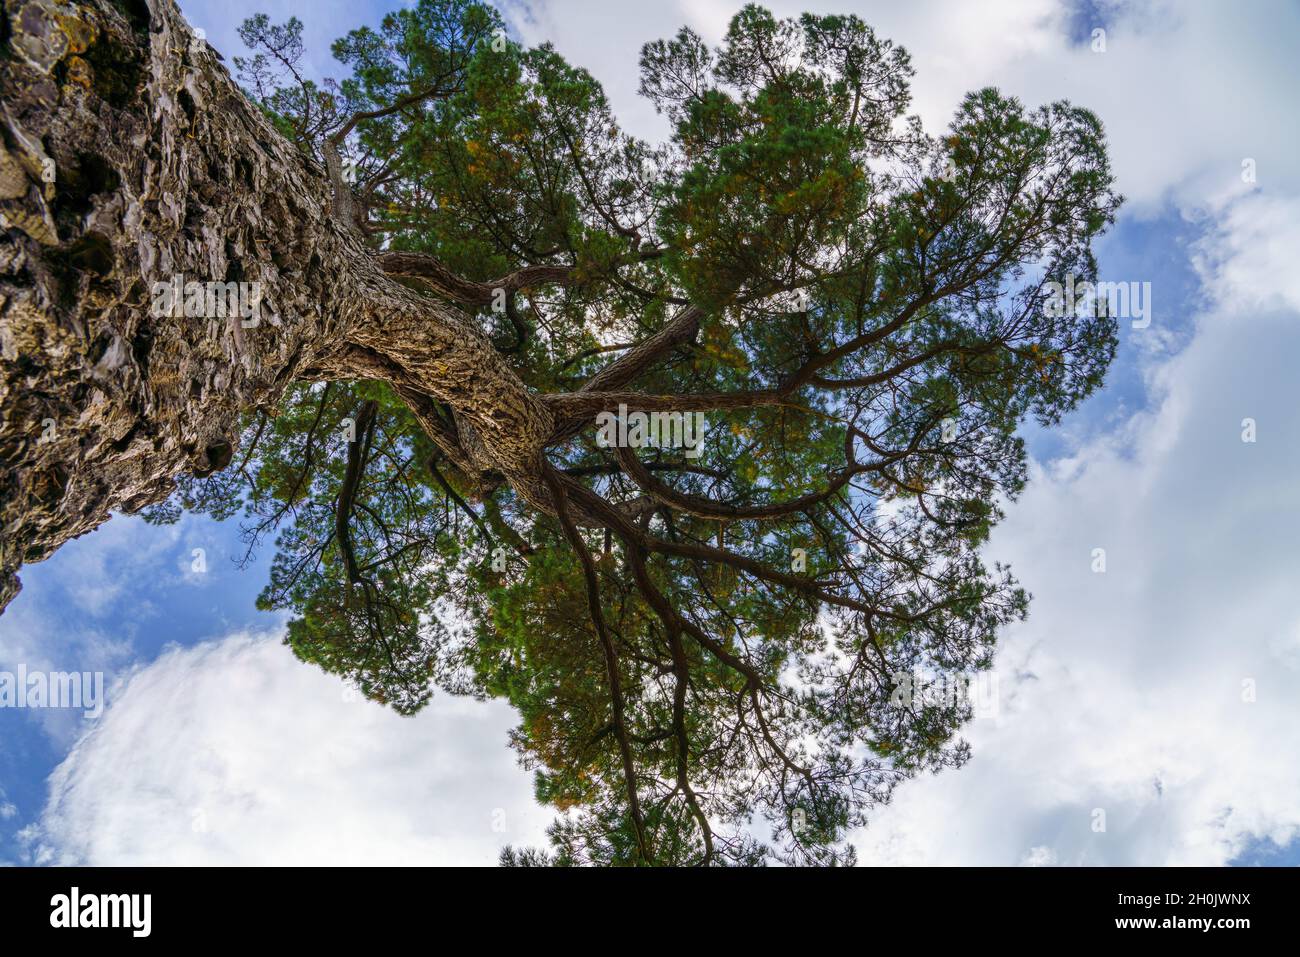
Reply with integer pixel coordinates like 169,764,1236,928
33,633,550,865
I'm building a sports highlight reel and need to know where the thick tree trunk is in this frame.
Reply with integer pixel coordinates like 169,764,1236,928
0,0,552,612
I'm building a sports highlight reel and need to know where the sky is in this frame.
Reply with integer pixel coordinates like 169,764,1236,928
2,0,1299,865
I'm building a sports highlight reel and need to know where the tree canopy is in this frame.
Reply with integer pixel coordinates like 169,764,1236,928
146,0,1120,865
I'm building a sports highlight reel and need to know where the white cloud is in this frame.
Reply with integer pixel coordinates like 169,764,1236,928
1020,845,1058,867
34,632,550,865
1193,194,1300,314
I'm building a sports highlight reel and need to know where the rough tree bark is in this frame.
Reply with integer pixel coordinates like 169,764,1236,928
0,0,564,612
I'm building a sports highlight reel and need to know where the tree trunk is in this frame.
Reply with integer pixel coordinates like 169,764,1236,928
0,0,552,612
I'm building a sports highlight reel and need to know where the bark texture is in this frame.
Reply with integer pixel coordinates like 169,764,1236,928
0,0,552,612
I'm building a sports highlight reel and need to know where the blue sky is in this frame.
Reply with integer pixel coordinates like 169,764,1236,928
3,0,1299,865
